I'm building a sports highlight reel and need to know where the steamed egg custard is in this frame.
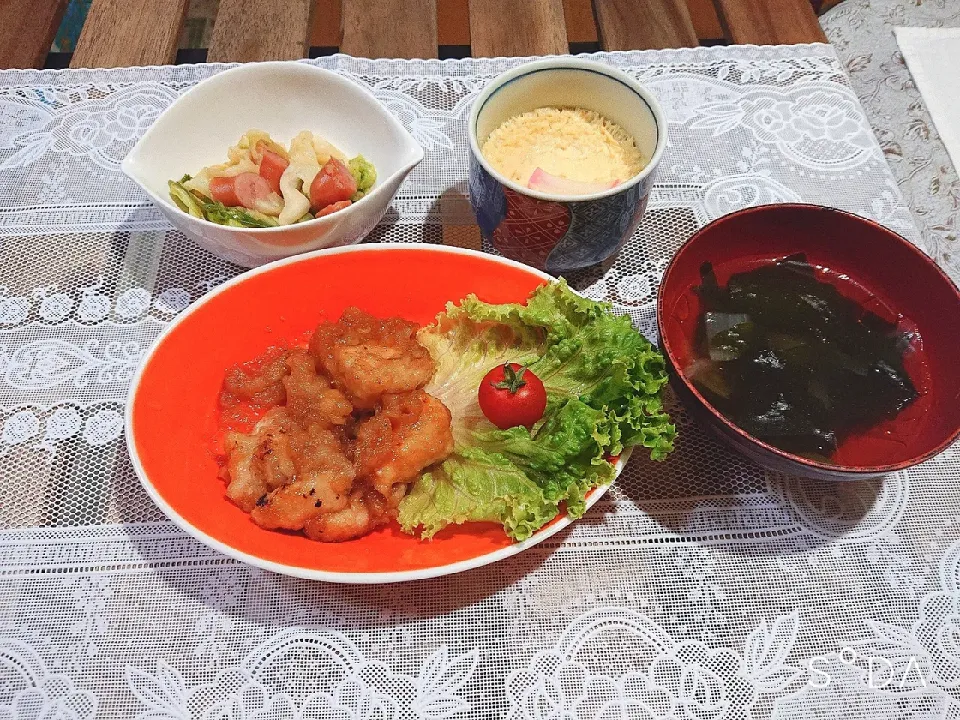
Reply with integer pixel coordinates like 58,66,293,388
480,107,647,195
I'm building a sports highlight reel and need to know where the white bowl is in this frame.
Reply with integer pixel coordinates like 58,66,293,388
122,62,424,267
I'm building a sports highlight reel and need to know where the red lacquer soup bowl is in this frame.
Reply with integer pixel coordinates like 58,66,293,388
125,244,626,583
657,204,960,480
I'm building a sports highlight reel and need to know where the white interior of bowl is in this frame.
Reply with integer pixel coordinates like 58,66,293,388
471,60,664,201
122,62,423,229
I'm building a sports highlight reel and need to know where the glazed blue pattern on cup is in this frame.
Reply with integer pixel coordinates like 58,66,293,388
468,60,665,276
547,179,650,274
468,152,507,238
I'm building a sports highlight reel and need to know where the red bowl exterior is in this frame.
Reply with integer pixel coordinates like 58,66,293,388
657,204,960,480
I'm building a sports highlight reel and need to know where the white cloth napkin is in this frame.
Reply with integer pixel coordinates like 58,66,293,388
896,27,960,172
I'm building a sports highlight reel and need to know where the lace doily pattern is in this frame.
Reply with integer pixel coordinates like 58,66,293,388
0,44,955,718
0,45,916,240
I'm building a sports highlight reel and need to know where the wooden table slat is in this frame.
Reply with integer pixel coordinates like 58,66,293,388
70,0,187,68
0,0,69,69
712,0,826,45
438,0,471,46
208,0,312,63
71,0,188,68
311,0,342,47
469,0,568,58
594,0,698,50
687,0,723,40
563,0,599,43
341,0,438,59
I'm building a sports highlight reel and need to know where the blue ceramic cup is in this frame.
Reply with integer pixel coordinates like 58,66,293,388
468,58,667,275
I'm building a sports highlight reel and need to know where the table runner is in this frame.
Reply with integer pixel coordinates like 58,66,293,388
0,44,956,719
821,0,960,286
896,27,960,174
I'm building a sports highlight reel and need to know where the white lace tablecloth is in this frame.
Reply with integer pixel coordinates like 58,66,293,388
0,45,957,720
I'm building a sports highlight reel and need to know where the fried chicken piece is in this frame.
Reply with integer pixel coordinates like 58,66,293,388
381,483,408,509
222,432,266,512
249,425,356,529
250,469,355,530
222,408,299,512
303,488,391,542
220,309,452,543
354,390,454,497
223,405,355,521
282,350,352,427
351,412,391,475
309,307,436,409
221,349,289,407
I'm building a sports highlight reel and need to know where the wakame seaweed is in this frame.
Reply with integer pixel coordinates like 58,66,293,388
690,254,918,461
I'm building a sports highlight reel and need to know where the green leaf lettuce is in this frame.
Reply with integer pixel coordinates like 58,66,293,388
399,280,675,541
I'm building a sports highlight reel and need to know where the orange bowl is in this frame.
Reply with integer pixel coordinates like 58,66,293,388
125,244,625,583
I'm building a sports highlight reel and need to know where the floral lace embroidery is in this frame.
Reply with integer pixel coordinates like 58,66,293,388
506,608,803,720
126,629,478,720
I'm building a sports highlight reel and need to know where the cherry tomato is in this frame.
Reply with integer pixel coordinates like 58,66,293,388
604,453,621,465
209,176,241,206
316,200,352,218
233,172,274,210
258,146,289,194
478,363,547,430
309,158,357,212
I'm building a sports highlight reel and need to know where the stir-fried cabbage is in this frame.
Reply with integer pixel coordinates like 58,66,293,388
170,129,376,228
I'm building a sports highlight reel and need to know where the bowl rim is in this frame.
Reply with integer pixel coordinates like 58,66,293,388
656,202,960,477
124,242,627,583
120,61,424,235
468,57,667,203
